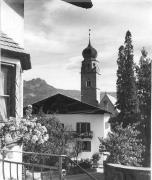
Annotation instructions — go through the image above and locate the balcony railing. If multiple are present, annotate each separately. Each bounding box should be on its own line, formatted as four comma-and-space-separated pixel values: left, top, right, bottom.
75, 131, 93, 139
0, 149, 98, 180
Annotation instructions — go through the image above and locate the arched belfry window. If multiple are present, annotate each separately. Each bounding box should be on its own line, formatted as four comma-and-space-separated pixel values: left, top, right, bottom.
86, 80, 91, 87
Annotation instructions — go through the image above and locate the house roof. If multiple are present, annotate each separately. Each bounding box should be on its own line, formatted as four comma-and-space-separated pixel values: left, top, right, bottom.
0, 32, 31, 70
29, 93, 111, 115
4, 0, 24, 17
100, 93, 117, 106
100, 93, 120, 114
106, 94, 117, 105
100, 92, 116, 101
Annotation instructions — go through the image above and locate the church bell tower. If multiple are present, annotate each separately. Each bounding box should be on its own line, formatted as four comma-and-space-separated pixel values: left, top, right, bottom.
81, 30, 100, 107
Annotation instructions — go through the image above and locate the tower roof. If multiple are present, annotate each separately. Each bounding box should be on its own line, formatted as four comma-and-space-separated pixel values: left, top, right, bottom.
82, 29, 97, 59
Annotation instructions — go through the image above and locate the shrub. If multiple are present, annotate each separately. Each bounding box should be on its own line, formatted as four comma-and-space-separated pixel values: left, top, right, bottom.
99, 123, 145, 167
92, 153, 100, 163
78, 159, 92, 169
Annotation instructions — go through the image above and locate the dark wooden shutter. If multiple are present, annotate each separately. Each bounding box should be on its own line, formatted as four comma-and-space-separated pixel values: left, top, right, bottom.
87, 141, 91, 151
87, 123, 90, 132
76, 123, 81, 133
7, 65, 16, 117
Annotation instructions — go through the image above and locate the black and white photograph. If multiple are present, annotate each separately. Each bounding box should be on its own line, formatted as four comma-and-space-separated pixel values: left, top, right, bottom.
0, 0, 151, 179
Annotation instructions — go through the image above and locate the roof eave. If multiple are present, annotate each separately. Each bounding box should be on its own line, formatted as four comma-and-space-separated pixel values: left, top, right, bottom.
1, 48, 31, 70
61, 0, 93, 9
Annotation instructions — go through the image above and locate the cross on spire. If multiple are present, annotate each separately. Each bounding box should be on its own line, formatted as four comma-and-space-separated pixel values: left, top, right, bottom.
89, 29, 91, 46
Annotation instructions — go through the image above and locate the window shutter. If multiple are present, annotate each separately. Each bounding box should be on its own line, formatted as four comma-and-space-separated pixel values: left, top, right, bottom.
87, 123, 90, 132
88, 141, 91, 151
7, 66, 16, 117
76, 123, 80, 133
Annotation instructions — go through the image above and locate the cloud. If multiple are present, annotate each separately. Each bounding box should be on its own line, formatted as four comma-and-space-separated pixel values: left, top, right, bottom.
25, 31, 69, 54
66, 56, 82, 71
24, 0, 152, 91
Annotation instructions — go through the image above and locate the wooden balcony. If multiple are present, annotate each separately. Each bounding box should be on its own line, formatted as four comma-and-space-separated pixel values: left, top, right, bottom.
73, 131, 93, 139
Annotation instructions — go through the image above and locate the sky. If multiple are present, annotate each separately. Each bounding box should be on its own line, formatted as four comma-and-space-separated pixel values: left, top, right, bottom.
23, 0, 152, 91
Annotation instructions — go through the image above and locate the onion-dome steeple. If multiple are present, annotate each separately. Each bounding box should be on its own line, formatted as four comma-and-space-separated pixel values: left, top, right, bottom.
82, 29, 97, 59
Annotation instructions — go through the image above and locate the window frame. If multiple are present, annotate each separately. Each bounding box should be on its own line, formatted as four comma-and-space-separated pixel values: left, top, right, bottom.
0, 62, 16, 119
86, 80, 91, 87
76, 122, 91, 133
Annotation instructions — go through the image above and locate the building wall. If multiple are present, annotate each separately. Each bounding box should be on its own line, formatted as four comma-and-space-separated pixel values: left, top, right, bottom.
0, 1, 25, 179
1, 56, 23, 118
81, 73, 98, 106
81, 58, 100, 107
55, 113, 110, 159
100, 96, 118, 117
104, 163, 151, 180
103, 113, 111, 138
1, 0, 24, 47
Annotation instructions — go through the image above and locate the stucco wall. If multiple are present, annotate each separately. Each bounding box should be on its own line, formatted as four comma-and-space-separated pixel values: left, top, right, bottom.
104, 163, 151, 180
103, 113, 111, 138
1, 0, 24, 47
55, 113, 110, 160
100, 96, 117, 116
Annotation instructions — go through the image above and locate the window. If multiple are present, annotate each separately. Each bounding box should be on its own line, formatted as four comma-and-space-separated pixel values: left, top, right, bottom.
82, 141, 91, 152
86, 80, 91, 87
0, 64, 16, 121
76, 122, 90, 133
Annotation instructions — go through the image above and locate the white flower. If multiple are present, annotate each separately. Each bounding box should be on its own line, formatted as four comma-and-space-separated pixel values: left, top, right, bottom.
31, 135, 38, 143
38, 138, 45, 144
25, 121, 31, 126
5, 133, 13, 144
9, 117, 16, 121
24, 133, 30, 141
44, 134, 49, 141
37, 123, 41, 128
41, 126, 47, 133
34, 130, 41, 137
9, 126, 16, 131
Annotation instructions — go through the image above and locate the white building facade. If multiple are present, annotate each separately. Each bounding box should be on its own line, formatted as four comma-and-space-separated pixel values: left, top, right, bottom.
56, 113, 110, 160
0, 1, 31, 179
31, 93, 111, 161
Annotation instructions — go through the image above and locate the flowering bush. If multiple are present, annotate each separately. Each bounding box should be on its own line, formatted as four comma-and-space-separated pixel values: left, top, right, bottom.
0, 106, 49, 148
20, 118, 48, 145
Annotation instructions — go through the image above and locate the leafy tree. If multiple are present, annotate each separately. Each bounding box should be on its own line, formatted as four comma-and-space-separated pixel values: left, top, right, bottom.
136, 48, 151, 166
116, 45, 126, 112
99, 123, 145, 166
36, 115, 72, 155
23, 109, 73, 166
111, 31, 137, 128
68, 138, 82, 162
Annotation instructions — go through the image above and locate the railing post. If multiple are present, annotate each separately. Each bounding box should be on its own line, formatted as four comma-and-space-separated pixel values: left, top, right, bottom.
59, 156, 63, 180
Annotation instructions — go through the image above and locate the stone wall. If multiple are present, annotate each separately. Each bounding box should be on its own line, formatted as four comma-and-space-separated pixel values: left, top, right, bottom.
104, 163, 151, 180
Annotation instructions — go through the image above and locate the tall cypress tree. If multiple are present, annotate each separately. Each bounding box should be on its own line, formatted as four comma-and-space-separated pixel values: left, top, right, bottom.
116, 45, 125, 112
136, 48, 151, 167
116, 31, 137, 127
